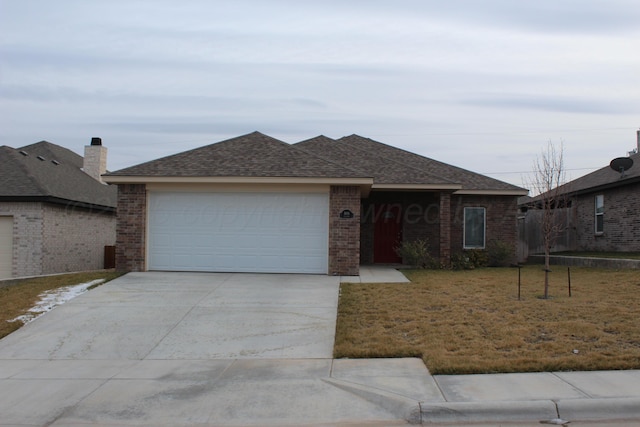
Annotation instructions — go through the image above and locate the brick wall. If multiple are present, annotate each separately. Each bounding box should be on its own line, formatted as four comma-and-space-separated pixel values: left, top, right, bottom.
0, 202, 43, 277
41, 204, 116, 274
450, 195, 519, 257
439, 192, 452, 266
575, 182, 640, 251
116, 184, 147, 272
0, 201, 116, 277
329, 186, 361, 276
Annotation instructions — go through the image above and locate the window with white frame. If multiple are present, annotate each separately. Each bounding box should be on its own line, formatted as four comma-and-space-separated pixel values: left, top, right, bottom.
595, 194, 604, 234
464, 207, 486, 249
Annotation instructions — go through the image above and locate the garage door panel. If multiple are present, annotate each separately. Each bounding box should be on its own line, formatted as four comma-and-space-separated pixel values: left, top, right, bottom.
148, 192, 329, 274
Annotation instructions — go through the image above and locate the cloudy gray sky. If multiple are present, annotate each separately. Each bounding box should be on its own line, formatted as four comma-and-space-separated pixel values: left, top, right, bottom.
1, 0, 639, 188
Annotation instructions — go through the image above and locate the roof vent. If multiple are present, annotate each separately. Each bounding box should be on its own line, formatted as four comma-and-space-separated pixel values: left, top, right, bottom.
19, 150, 28, 156
37, 155, 46, 161
90, 137, 102, 146
51, 159, 60, 165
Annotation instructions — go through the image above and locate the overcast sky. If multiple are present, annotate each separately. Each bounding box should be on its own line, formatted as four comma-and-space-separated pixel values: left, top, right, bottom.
1, 0, 639, 189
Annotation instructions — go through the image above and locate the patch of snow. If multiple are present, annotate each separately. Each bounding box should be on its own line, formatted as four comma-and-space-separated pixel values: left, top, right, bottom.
8, 279, 105, 324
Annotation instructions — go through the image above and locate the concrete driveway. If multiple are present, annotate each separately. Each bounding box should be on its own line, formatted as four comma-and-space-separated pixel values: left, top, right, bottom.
0, 272, 437, 426
0, 272, 339, 360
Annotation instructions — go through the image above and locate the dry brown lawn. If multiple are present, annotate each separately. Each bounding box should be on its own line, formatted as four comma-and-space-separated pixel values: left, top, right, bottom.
335, 266, 640, 374
0, 271, 123, 339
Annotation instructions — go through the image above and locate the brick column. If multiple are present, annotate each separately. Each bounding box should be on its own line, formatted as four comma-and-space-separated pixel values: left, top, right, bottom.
329, 186, 361, 276
439, 192, 451, 267
115, 184, 146, 272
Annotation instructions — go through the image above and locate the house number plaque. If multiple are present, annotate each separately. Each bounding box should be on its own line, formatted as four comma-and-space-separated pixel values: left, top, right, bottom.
340, 209, 354, 219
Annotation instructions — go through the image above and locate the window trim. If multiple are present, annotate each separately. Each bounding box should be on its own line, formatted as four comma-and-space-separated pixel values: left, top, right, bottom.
463, 207, 486, 249
594, 194, 604, 235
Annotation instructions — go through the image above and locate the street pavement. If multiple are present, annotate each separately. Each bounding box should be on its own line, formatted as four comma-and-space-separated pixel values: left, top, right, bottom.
0, 269, 638, 426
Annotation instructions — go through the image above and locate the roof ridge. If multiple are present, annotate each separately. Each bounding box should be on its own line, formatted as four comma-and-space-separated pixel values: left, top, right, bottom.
293, 136, 371, 177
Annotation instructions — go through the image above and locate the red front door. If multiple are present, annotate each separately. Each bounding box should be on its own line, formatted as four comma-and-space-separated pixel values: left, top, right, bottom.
374, 204, 403, 263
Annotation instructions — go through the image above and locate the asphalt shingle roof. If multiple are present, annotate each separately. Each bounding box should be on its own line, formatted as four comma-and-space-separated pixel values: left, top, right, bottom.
552, 151, 640, 196
107, 132, 369, 179
107, 131, 526, 193
0, 141, 117, 209
295, 135, 458, 187
300, 134, 526, 192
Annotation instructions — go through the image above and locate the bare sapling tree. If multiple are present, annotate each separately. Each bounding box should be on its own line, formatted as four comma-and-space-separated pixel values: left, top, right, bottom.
530, 140, 568, 299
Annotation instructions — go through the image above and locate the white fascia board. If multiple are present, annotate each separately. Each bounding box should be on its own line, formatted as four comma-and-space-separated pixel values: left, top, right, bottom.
103, 175, 373, 186
453, 189, 530, 196
372, 183, 462, 191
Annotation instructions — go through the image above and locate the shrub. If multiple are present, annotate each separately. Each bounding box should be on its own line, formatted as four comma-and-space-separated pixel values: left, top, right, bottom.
486, 240, 514, 267
395, 239, 436, 269
450, 250, 488, 270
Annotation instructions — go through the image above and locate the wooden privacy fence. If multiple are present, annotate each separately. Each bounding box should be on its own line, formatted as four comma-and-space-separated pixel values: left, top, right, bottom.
517, 207, 576, 262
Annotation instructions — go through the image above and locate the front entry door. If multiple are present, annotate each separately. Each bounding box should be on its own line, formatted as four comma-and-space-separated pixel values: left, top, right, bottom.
374, 204, 403, 263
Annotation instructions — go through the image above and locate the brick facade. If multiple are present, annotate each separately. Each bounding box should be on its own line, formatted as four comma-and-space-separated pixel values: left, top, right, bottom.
574, 182, 640, 251
115, 184, 147, 272
0, 201, 116, 277
439, 192, 452, 265
111, 184, 520, 274
360, 192, 519, 266
329, 185, 361, 276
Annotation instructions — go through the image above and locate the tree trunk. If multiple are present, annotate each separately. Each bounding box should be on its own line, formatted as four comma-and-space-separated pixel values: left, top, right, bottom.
544, 249, 550, 299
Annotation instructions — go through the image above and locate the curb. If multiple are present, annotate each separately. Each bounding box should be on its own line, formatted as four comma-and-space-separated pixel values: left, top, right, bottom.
557, 397, 640, 421
322, 378, 422, 424
420, 400, 557, 424
419, 398, 640, 425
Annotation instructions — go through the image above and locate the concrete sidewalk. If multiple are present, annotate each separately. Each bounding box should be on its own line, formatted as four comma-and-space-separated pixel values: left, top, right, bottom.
342, 264, 411, 283
2, 357, 638, 425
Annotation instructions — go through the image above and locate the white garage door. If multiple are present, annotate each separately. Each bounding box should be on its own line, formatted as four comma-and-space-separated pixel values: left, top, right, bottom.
148, 192, 329, 274
0, 216, 13, 279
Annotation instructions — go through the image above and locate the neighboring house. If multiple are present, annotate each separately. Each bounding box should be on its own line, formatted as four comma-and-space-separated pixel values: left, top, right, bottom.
0, 138, 117, 279
519, 134, 640, 256
104, 132, 527, 276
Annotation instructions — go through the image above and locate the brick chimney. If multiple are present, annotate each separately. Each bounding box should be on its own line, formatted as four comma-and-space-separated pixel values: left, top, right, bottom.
83, 137, 107, 183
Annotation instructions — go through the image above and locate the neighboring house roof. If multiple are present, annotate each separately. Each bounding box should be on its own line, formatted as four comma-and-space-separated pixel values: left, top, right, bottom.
106, 132, 370, 182
560, 152, 640, 196
0, 141, 117, 210
105, 131, 527, 195
525, 152, 640, 204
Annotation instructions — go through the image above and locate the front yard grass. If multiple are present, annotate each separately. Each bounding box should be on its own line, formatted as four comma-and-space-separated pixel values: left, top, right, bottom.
0, 271, 123, 339
335, 266, 640, 374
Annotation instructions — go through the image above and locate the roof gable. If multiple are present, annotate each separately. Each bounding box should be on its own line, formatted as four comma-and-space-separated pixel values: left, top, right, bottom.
107, 131, 369, 179
0, 141, 116, 209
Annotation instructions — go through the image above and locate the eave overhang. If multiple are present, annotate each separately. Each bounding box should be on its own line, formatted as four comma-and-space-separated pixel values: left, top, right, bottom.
454, 189, 529, 196
372, 183, 462, 191
102, 175, 375, 196
0, 195, 116, 212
